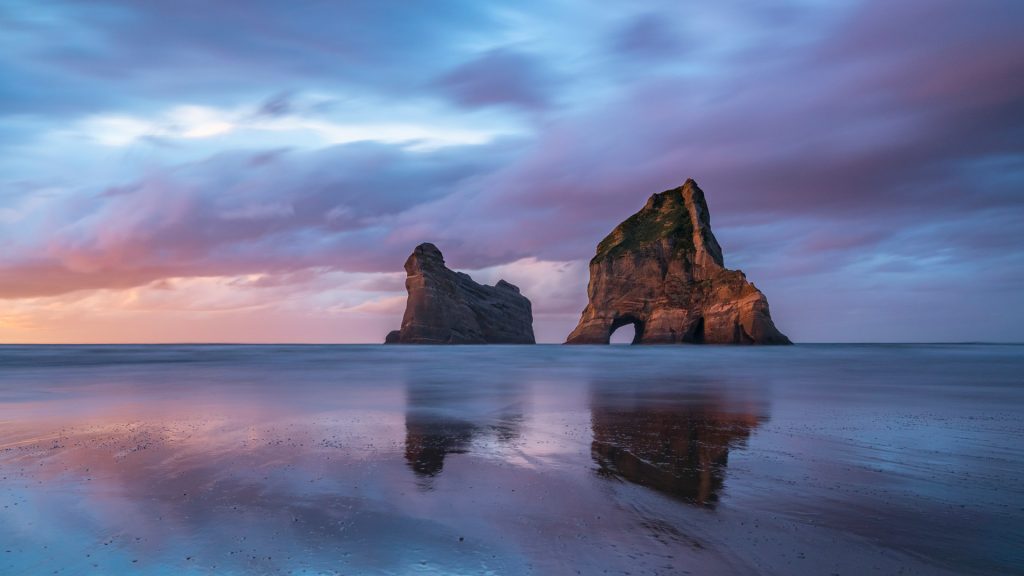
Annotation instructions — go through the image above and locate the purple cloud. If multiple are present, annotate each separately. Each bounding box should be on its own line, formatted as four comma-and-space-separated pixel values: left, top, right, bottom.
612, 13, 683, 58
436, 49, 559, 110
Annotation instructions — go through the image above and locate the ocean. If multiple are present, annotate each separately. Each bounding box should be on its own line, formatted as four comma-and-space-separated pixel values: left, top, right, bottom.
0, 344, 1021, 575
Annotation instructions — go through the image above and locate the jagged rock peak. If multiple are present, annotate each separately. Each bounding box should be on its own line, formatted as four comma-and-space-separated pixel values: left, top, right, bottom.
386, 243, 535, 344
596, 179, 723, 269
566, 179, 790, 345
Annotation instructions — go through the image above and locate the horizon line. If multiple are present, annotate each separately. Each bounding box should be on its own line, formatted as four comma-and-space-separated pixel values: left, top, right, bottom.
0, 341, 1021, 346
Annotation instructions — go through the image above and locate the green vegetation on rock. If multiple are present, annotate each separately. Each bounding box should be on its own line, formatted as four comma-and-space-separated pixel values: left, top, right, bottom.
592, 188, 695, 262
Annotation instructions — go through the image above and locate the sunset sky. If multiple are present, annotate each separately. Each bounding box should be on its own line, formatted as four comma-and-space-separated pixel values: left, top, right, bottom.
1, 0, 1022, 343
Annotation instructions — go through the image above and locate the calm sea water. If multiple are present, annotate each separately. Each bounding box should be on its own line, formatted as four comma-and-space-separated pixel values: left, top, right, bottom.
0, 344, 1021, 575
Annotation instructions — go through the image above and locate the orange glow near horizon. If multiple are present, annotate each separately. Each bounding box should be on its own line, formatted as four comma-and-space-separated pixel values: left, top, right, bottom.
0, 274, 404, 344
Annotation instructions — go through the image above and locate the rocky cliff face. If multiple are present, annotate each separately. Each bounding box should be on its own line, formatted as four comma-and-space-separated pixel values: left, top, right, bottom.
566, 179, 790, 345
386, 243, 535, 344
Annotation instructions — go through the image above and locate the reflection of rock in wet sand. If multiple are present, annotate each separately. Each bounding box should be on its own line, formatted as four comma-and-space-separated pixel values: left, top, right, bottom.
404, 416, 477, 477
591, 396, 763, 506
404, 383, 523, 480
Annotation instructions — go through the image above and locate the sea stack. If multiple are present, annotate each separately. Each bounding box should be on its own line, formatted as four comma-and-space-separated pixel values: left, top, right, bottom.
566, 179, 790, 345
385, 243, 535, 344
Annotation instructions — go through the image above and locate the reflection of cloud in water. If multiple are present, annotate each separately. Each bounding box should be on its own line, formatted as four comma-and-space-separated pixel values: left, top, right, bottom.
0, 418, 531, 574
590, 385, 768, 506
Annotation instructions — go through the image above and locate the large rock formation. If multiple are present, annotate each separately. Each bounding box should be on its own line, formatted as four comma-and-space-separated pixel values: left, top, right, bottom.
566, 179, 790, 345
386, 243, 535, 344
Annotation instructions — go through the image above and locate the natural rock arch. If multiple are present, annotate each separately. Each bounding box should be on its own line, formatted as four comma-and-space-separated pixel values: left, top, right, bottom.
566, 179, 790, 345
608, 315, 644, 344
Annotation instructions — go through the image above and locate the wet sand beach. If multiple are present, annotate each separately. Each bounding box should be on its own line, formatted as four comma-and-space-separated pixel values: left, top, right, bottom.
0, 344, 1021, 575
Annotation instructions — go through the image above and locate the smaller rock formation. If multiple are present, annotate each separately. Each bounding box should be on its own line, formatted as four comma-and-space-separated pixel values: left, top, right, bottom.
566, 179, 790, 345
386, 243, 536, 344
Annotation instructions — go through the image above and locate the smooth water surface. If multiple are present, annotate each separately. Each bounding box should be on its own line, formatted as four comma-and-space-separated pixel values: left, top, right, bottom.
0, 344, 1021, 575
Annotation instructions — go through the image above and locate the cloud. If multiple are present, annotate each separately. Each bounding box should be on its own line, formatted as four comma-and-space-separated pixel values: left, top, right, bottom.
0, 139, 520, 298
436, 48, 559, 111
1, 0, 1022, 342
330, 294, 408, 316
0, 0, 503, 118
256, 92, 294, 118
612, 12, 683, 58
44, 101, 516, 153
0, 269, 407, 343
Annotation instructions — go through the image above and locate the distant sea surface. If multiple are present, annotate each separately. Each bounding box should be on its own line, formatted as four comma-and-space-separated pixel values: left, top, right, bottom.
0, 344, 1021, 575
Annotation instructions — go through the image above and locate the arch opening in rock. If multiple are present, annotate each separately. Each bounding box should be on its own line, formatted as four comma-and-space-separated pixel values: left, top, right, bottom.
609, 315, 644, 345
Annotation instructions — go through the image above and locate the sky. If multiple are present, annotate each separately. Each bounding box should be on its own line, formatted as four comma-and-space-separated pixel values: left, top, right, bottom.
0, 0, 1022, 344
